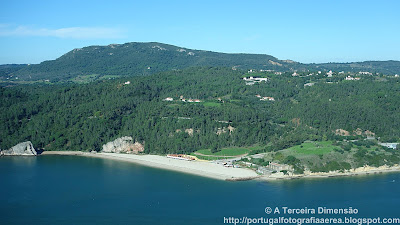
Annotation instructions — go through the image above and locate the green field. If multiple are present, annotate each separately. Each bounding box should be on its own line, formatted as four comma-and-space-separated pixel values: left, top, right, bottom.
190, 154, 235, 160
195, 147, 250, 156
248, 145, 265, 151
202, 102, 221, 107
288, 141, 335, 155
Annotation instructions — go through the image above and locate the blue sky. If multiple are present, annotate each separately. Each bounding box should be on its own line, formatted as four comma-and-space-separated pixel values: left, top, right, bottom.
1, 0, 399, 64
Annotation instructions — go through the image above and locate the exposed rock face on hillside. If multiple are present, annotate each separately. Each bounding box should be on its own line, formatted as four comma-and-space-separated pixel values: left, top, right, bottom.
102, 136, 144, 154
1, 141, 37, 156
334, 129, 350, 136
334, 128, 376, 137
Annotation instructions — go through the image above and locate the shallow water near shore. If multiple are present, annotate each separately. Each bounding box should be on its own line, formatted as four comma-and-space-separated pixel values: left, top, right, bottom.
1, 155, 400, 225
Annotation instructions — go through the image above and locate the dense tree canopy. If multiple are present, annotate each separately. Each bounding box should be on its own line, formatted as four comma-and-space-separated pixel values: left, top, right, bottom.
1, 67, 399, 154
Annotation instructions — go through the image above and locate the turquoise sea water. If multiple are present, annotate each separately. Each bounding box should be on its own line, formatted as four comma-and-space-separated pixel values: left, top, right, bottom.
1, 155, 400, 225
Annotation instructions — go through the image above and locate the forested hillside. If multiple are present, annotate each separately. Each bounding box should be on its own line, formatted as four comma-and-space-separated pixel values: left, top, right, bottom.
0, 64, 28, 79
1, 67, 399, 154
315, 60, 400, 75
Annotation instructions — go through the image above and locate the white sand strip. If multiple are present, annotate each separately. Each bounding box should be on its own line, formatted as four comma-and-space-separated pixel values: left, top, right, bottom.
41, 151, 258, 180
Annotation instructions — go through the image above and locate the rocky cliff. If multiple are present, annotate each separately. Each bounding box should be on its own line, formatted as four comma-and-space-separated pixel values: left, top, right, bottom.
1, 141, 37, 156
102, 137, 144, 154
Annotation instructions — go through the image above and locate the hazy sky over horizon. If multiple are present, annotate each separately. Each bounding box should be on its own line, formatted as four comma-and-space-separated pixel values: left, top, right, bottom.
1, 0, 399, 64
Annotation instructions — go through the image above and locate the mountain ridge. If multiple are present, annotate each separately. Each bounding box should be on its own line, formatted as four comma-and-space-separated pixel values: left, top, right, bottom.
1, 42, 399, 82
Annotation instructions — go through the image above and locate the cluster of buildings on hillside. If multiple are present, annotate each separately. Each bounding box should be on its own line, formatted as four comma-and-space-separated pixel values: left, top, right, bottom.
180, 95, 202, 102
243, 68, 399, 79
163, 96, 202, 103
247, 69, 282, 75
290, 70, 363, 81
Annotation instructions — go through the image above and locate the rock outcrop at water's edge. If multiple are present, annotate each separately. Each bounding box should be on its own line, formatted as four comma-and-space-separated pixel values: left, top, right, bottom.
1, 141, 37, 156
102, 136, 144, 154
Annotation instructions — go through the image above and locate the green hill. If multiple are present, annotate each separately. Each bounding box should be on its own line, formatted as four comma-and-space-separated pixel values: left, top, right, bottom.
0, 64, 28, 78
8, 42, 296, 82
2, 42, 399, 84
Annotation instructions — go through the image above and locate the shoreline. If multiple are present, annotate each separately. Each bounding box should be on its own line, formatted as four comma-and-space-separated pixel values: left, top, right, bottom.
39, 151, 400, 181
258, 165, 400, 181
40, 151, 258, 181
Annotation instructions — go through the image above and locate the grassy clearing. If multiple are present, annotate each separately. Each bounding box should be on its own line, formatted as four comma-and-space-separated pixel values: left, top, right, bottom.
287, 141, 335, 155
202, 102, 221, 107
190, 153, 234, 160
70, 74, 99, 83
195, 147, 250, 156
248, 145, 264, 151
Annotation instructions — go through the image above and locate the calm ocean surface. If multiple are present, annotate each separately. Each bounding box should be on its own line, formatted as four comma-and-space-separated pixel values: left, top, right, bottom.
1, 155, 399, 225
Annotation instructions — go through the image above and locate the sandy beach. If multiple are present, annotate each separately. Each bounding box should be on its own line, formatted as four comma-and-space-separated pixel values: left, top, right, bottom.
41, 151, 258, 180
40, 151, 400, 181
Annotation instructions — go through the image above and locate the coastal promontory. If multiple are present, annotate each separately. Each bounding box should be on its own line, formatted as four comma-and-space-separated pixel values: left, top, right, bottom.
1, 141, 37, 156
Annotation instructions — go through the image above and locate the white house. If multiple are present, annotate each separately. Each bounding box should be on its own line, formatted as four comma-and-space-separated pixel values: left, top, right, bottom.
345, 76, 360, 81
260, 96, 275, 101
304, 83, 315, 87
379, 143, 399, 149
243, 77, 268, 83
